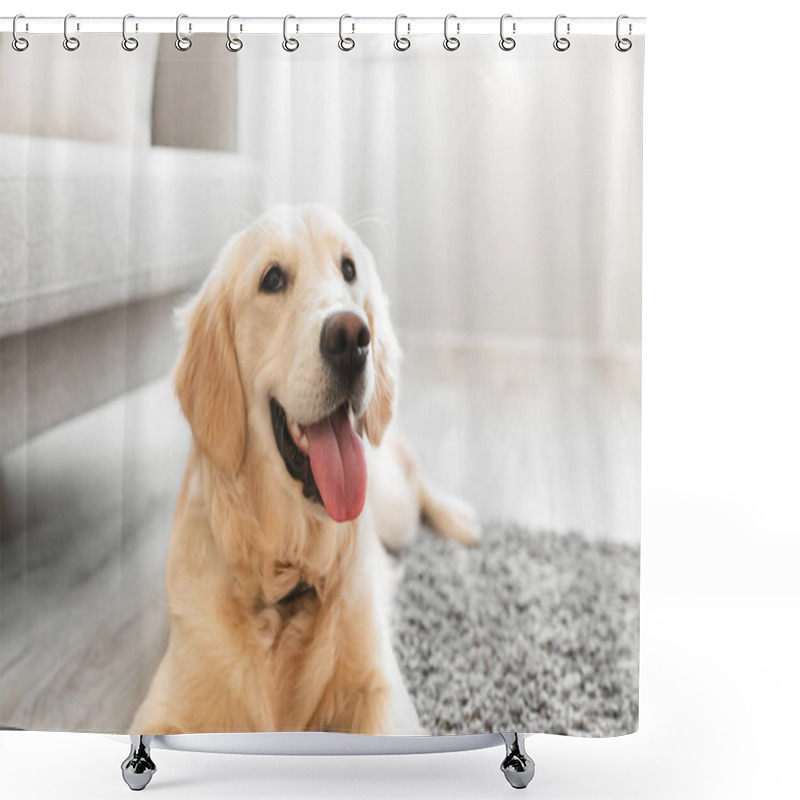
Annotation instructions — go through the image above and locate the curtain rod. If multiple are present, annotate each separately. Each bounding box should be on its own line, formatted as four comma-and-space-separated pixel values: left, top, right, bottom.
0, 16, 646, 37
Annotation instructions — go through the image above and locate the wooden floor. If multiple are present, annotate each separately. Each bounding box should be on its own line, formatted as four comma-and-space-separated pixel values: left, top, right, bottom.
0, 342, 640, 732
398, 338, 640, 545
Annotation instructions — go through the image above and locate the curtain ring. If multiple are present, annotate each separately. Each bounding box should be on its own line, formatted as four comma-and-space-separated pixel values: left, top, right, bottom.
443, 14, 460, 51
394, 14, 410, 51
122, 14, 139, 51
338, 14, 355, 51
63, 13, 80, 51
175, 13, 192, 51
282, 15, 299, 52
499, 14, 516, 51
12, 14, 29, 52
553, 14, 570, 52
615, 14, 632, 52
226, 15, 243, 52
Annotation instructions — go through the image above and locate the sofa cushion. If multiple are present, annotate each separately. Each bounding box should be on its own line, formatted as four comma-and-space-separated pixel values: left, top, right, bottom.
0, 33, 158, 147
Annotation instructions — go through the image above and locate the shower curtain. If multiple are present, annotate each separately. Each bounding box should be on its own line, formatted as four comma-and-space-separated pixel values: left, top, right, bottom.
0, 22, 643, 738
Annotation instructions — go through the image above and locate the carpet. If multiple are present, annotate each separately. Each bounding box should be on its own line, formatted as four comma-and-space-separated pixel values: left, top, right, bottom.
391, 522, 640, 737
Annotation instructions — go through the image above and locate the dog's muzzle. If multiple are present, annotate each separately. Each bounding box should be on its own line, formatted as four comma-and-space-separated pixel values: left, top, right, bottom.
319, 312, 371, 384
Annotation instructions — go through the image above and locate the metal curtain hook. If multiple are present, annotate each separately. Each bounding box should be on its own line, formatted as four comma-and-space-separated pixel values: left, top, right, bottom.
12, 14, 29, 51
615, 14, 632, 51
227, 14, 243, 51
338, 14, 355, 51
553, 14, 570, 51
394, 14, 410, 51
499, 14, 516, 51
443, 14, 460, 51
175, 13, 192, 51
122, 14, 139, 51
283, 15, 299, 51
63, 13, 80, 51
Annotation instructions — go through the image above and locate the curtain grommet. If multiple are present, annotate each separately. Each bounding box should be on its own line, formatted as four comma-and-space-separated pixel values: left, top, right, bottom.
553, 15, 570, 52
11, 14, 29, 51
443, 14, 460, 51
338, 14, 355, 51
175, 13, 192, 51
282, 15, 299, 52
226, 15, 243, 52
63, 13, 80, 51
121, 14, 139, 51
499, 14, 516, 51
394, 14, 411, 51
615, 15, 632, 51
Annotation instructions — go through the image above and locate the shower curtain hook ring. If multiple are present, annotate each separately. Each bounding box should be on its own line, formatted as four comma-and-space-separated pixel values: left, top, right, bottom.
122, 14, 139, 51
282, 15, 299, 52
394, 14, 411, 51
499, 14, 516, 51
12, 14, 29, 51
443, 14, 460, 51
175, 13, 192, 51
338, 14, 355, 51
615, 15, 632, 52
63, 13, 80, 51
553, 14, 570, 52
226, 15, 243, 52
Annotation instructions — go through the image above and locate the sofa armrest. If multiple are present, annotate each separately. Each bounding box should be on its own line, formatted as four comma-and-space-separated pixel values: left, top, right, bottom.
1, 134, 253, 337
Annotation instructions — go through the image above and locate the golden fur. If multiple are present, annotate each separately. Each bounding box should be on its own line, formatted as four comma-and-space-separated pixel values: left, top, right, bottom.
130, 205, 479, 735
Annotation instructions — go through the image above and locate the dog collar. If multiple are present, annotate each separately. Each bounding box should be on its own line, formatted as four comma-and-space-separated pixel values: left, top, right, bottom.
276, 580, 316, 607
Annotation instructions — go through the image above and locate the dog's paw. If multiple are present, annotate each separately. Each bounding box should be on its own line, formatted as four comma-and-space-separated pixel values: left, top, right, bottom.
447, 498, 481, 547
423, 483, 482, 547
388, 560, 406, 594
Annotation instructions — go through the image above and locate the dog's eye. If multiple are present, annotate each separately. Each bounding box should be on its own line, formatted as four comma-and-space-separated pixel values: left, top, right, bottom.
260, 265, 287, 294
341, 257, 357, 283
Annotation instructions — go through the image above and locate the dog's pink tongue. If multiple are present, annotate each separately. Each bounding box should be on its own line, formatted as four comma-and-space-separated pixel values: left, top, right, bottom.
306, 407, 367, 523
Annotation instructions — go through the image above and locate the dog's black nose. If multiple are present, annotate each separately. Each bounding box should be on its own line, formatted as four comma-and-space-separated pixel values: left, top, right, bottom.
320, 312, 371, 381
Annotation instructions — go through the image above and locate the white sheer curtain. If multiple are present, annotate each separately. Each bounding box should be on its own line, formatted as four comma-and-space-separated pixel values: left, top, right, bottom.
237, 34, 643, 353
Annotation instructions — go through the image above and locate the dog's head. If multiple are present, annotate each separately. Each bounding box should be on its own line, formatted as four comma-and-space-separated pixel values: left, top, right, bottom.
174, 204, 400, 523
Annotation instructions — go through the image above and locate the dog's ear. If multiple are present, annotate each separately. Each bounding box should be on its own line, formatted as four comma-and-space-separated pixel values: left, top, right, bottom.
364, 286, 402, 446
174, 269, 247, 475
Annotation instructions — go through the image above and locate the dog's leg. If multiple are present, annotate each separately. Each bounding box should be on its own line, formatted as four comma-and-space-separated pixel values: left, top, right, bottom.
420, 479, 481, 547
369, 432, 481, 549
325, 629, 425, 735
381, 643, 427, 734
128, 653, 186, 736
366, 435, 421, 553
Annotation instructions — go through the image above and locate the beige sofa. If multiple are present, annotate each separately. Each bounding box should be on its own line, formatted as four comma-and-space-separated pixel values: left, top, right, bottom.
0, 34, 252, 451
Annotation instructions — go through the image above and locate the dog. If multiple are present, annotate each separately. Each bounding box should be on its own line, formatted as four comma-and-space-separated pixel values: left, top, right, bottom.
130, 204, 479, 736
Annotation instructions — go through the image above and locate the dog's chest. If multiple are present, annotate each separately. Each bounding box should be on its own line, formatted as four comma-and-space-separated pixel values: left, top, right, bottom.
247, 578, 320, 645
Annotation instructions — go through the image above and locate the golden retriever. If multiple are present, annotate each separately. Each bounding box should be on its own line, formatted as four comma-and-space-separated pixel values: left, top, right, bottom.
130, 204, 479, 736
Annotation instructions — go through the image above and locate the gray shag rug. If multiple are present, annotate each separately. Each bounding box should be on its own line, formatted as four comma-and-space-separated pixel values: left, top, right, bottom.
391, 522, 639, 737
